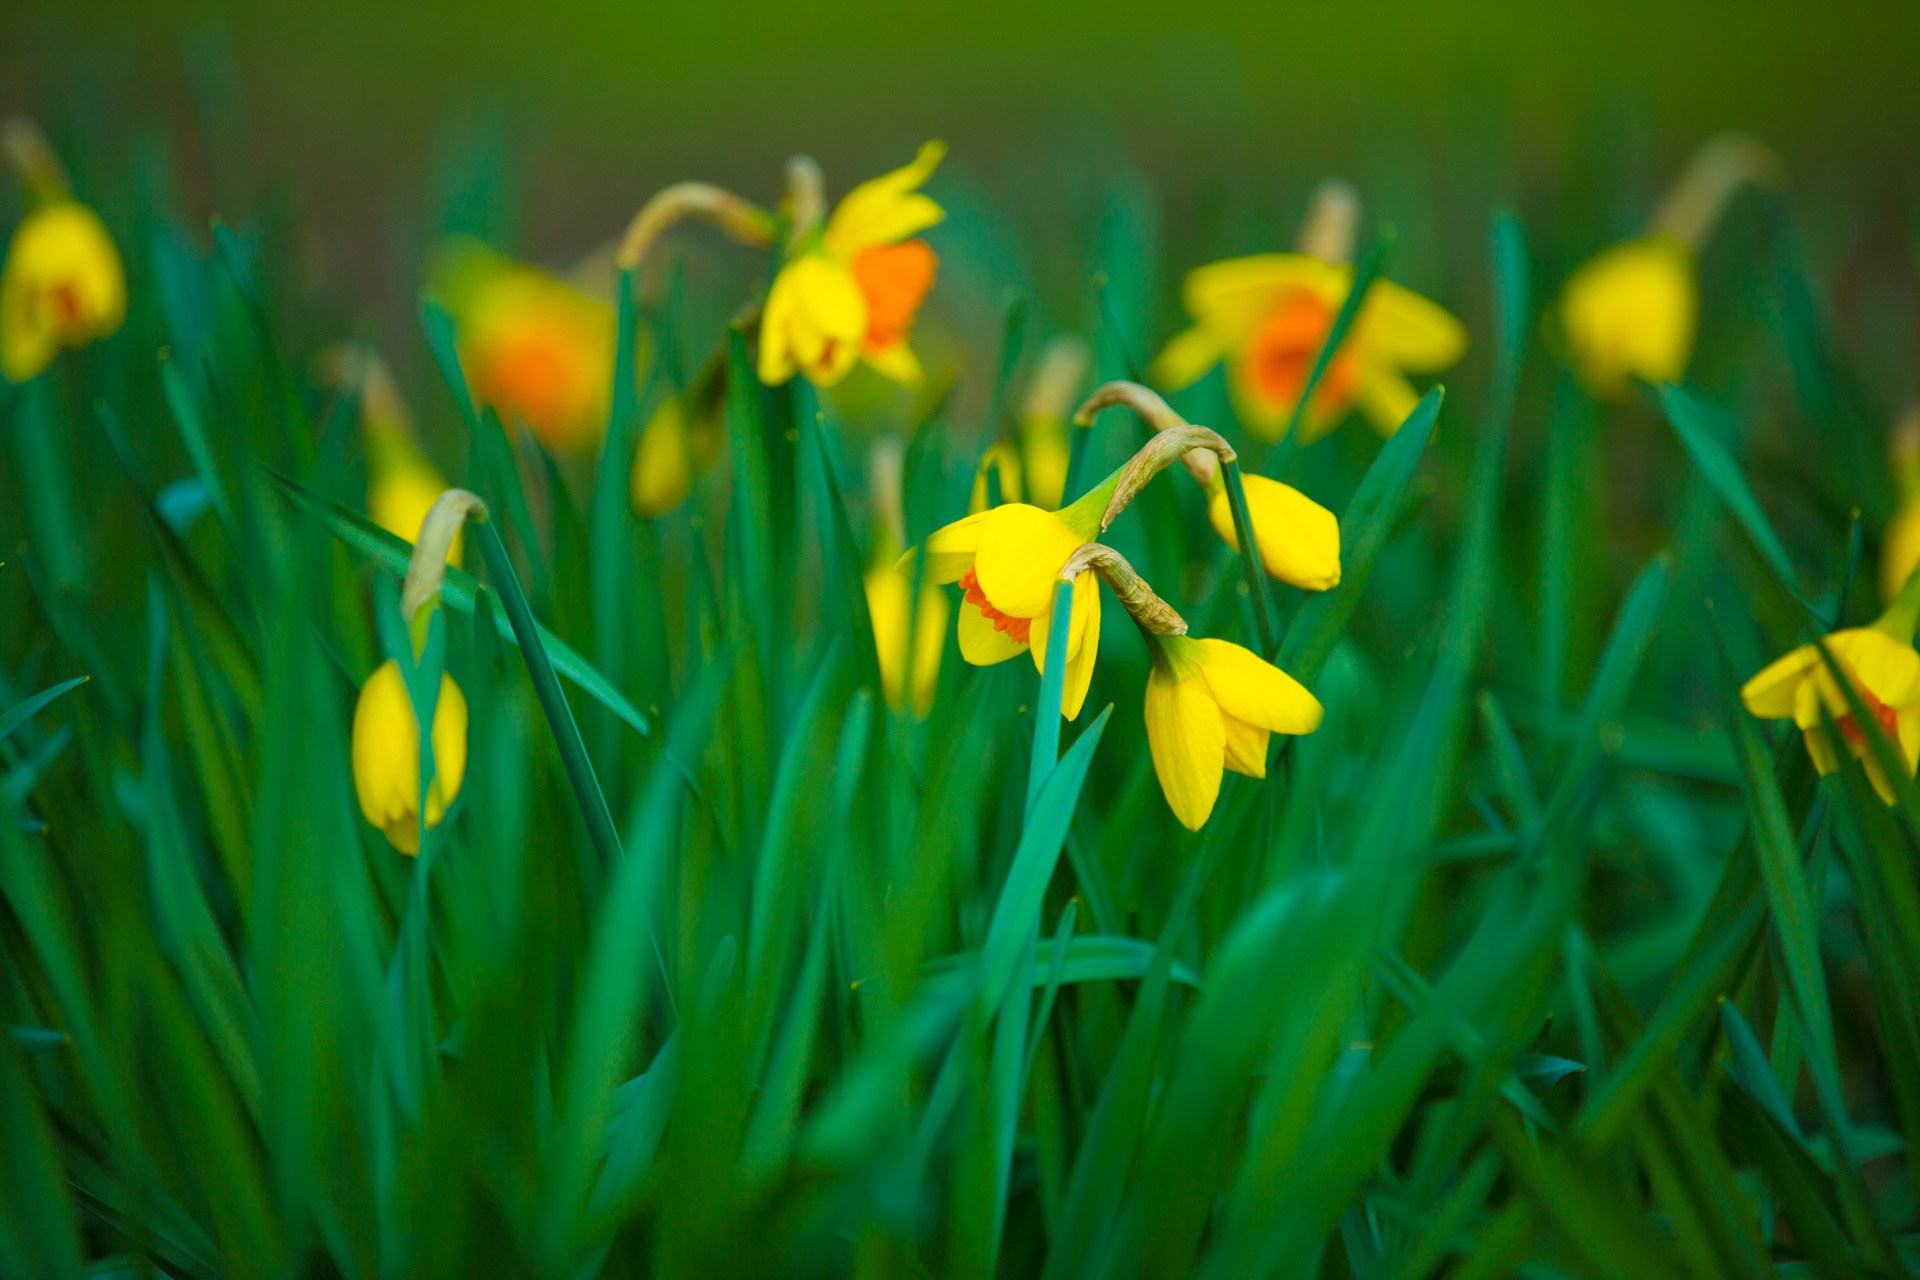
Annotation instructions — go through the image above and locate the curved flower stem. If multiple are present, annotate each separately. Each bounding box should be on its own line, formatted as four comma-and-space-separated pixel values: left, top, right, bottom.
1295, 178, 1360, 264
0, 117, 71, 205
1061, 542, 1187, 637
401, 488, 489, 624
784, 155, 826, 248
1649, 133, 1783, 251
1074, 381, 1277, 649
615, 182, 780, 275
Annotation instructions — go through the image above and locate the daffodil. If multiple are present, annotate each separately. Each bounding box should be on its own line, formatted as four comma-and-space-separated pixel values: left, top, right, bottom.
631, 355, 728, 517
322, 343, 463, 567
865, 530, 948, 718
1741, 578, 1920, 803
1143, 634, 1322, 830
1013, 335, 1089, 511
1190, 457, 1339, 591
1, 200, 124, 383
1558, 134, 1779, 400
1151, 254, 1465, 443
351, 661, 469, 854
758, 142, 943, 390
430, 237, 616, 455
352, 489, 486, 853
1557, 238, 1696, 400
369, 452, 462, 569
908, 481, 1114, 720
968, 441, 1023, 514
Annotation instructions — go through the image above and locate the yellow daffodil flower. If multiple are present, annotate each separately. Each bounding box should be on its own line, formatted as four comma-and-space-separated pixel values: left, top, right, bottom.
865, 530, 948, 718
430, 237, 616, 456
1557, 237, 1695, 400
1201, 467, 1339, 591
907, 478, 1117, 720
1, 201, 125, 382
1151, 254, 1464, 443
1741, 578, 1920, 803
631, 360, 728, 517
1880, 407, 1920, 606
323, 343, 463, 567
351, 661, 469, 854
369, 452, 462, 569
759, 142, 943, 390
1558, 134, 1780, 400
1014, 335, 1089, 511
1143, 634, 1322, 829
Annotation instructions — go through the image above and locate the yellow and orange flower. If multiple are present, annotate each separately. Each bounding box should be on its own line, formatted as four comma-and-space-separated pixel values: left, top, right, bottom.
1143, 634, 1322, 829
1151, 254, 1464, 443
759, 142, 943, 390
430, 237, 616, 456
1742, 624, 1920, 805
1, 200, 124, 382
906, 480, 1116, 720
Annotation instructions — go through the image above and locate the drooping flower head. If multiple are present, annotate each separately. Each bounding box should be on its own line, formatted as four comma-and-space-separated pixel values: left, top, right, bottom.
321, 343, 463, 567
430, 237, 617, 455
350, 491, 485, 853
910, 490, 1108, 720
352, 662, 470, 854
759, 142, 944, 390
1558, 134, 1780, 400
1741, 574, 1920, 804
1143, 634, 1323, 830
865, 526, 949, 719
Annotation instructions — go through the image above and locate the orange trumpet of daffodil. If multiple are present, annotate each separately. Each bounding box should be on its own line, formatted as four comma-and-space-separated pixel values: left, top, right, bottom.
1558, 134, 1780, 400
759, 142, 944, 390
1143, 632, 1323, 830
0, 119, 124, 383
1150, 181, 1464, 443
1740, 571, 1920, 805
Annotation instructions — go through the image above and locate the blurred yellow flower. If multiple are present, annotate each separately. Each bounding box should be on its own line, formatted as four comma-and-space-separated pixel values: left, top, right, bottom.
369, 453, 462, 569
759, 142, 943, 390
865, 530, 949, 718
1151, 254, 1464, 443
630, 363, 728, 517
1557, 237, 1696, 400
431, 238, 615, 456
1143, 634, 1322, 830
351, 660, 469, 854
1013, 334, 1088, 511
1, 201, 125, 382
1558, 134, 1780, 401
1203, 469, 1340, 591
967, 441, 1023, 514
908, 486, 1111, 720
1742, 617, 1920, 805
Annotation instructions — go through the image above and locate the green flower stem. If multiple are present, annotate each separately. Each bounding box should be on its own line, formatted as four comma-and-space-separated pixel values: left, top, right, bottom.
1275, 227, 1396, 460
477, 518, 624, 872
1028, 578, 1076, 816
1221, 459, 1277, 658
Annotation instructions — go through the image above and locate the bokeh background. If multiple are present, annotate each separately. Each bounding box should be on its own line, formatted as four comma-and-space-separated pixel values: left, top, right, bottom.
7, 0, 1919, 406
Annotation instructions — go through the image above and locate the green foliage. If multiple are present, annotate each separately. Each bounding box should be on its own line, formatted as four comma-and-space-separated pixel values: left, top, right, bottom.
1, 107, 1919, 1280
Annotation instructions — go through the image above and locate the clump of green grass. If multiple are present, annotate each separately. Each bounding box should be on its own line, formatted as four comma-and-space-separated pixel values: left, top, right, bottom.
0, 103, 1917, 1280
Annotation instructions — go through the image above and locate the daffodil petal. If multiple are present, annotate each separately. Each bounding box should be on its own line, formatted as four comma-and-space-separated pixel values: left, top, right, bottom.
957, 597, 1026, 665
1221, 714, 1270, 778
763, 254, 867, 387
1835, 629, 1920, 708
863, 340, 925, 388
974, 503, 1085, 619
909, 509, 991, 584
1145, 669, 1225, 831
1150, 325, 1228, 392
1559, 237, 1697, 400
1741, 643, 1820, 719
824, 141, 947, 258
1360, 281, 1468, 369
1355, 365, 1421, 437
1182, 254, 1343, 347
1207, 476, 1340, 591
1194, 638, 1323, 735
